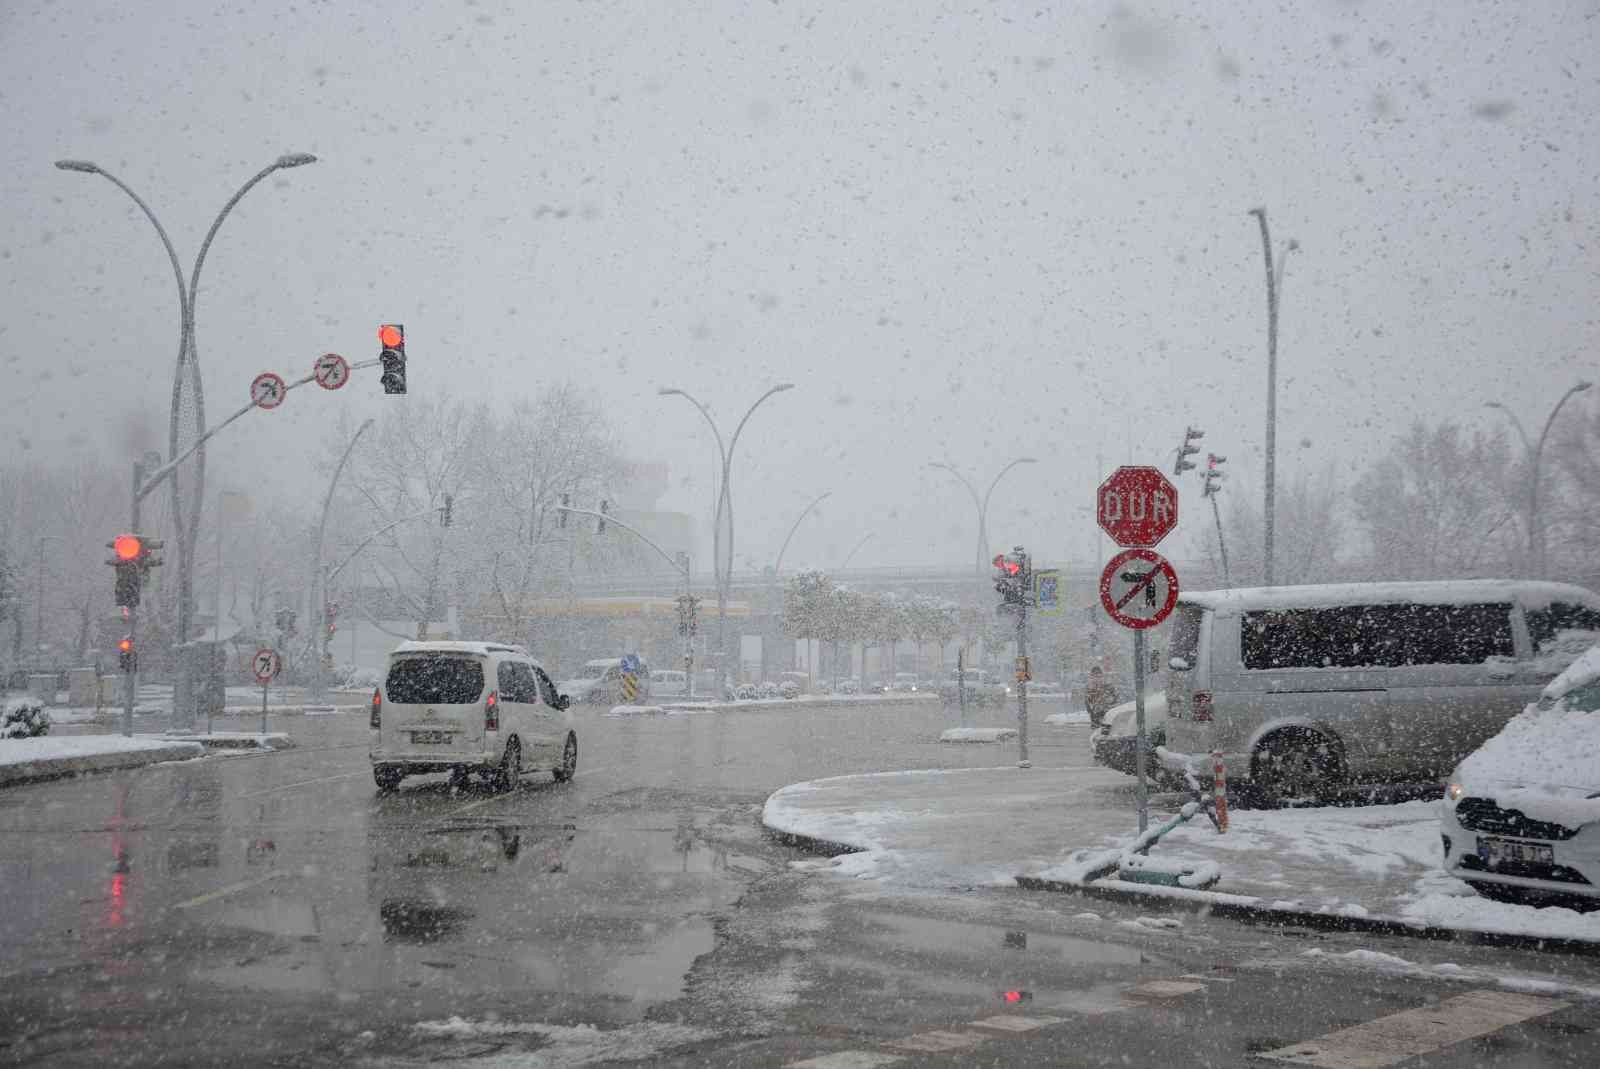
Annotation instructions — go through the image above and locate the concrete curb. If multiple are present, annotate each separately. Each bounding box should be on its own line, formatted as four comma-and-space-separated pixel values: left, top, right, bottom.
657, 694, 941, 714
164, 734, 297, 751
0, 742, 206, 789
761, 808, 1600, 959
1013, 875, 1600, 958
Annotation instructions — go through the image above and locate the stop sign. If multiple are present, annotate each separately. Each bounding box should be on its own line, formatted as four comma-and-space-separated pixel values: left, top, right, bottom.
1097, 466, 1178, 548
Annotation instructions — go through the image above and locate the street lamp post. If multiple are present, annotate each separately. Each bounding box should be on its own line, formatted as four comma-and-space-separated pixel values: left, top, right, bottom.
57, 153, 317, 731
927, 458, 1038, 579
307, 419, 375, 705
1247, 207, 1296, 586
1485, 381, 1593, 577
767, 491, 831, 682
659, 384, 794, 695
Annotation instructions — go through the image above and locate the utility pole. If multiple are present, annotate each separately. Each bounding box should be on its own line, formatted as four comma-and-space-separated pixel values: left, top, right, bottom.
1248, 208, 1296, 586
1204, 453, 1231, 587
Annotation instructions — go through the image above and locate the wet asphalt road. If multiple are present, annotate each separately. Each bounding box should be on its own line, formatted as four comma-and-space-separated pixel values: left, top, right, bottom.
1, 698, 1598, 1067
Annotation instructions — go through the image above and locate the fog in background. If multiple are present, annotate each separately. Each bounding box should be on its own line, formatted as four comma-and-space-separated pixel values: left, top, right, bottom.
3, 0, 1597, 572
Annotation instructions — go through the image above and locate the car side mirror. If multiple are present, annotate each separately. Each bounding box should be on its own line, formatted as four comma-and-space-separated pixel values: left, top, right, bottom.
555, 694, 571, 711
1168, 656, 1190, 672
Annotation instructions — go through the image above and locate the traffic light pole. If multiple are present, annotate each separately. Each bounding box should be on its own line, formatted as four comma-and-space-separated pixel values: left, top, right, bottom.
1015, 597, 1030, 769
122, 461, 143, 738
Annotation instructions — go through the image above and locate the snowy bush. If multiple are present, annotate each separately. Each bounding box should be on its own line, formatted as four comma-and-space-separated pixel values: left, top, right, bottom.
2, 697, 50, 739
335, 665, 381, 691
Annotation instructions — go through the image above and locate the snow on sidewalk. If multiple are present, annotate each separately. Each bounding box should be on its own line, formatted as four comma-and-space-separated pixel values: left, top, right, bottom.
763, 766, 1600, 946
939, 727, 1017, 743
0, 734, 205, 786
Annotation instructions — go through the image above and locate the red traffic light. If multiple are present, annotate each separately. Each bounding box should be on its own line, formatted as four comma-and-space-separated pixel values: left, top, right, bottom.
993, 554, 1022, 577
112, 534, 142, 561
378, 324, 403, 348
117, 637, 133, 653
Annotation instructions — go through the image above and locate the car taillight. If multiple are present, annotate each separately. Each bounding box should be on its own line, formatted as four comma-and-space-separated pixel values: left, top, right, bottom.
485, 691, 499, 731
1193, 691, 1213, 722
370, 687, 382, 728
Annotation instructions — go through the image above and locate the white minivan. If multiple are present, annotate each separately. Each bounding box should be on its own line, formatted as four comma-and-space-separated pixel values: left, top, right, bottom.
1163, 581, 1600, 804
370, 641, 576, 792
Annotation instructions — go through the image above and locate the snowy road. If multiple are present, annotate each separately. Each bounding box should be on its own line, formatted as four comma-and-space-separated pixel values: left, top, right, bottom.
0, 701, 1596, 1066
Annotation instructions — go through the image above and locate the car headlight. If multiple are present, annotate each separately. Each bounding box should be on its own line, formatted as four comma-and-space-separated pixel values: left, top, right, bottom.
1446, 781, 1465, 803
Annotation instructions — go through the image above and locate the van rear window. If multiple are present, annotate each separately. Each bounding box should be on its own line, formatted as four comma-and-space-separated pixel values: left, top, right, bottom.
1242, 603, 1514, 670
386, 655, 485, 704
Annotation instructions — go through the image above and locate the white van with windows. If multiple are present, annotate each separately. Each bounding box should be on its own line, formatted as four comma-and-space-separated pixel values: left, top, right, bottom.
1163, 581, 1600, 804
370, 641, 576, 792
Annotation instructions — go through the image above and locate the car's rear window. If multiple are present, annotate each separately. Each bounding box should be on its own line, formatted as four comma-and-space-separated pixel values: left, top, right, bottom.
386, 655, 485, 704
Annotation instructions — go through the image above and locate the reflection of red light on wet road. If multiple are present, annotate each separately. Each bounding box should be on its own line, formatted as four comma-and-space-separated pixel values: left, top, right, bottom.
109, 872, 125, 927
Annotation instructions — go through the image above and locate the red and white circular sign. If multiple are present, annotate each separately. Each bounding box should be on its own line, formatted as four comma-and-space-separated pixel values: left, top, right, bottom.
1099, 548, 1180, 630
252, 647, 282, 683
313, 353, 349, 390
1097, 466, 1178, 548
250, 371, 287, 409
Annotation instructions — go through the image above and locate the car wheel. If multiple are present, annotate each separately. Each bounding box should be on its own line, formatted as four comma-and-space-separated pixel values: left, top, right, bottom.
553, 731, 578, 783
448, 766, 472, 790
1255, 729, 1341, 807
374, 765, 403, 792
494, 738, 521, 793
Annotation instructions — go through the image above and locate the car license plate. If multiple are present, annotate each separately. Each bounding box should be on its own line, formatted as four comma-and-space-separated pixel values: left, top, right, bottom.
1477, 835, 1554, 867
411, 730, 451, 745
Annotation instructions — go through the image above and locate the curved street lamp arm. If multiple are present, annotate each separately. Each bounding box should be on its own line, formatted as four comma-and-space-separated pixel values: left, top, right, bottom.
74, 167, 189, 322
314, 418, 376, 605
556, 506, 691, 582
981, 457, 1039, 520
660, 387, 729, 581
189, 159, 301, 317
326, 508, 437, 586
839, 532, 874, 571
927, 462, 983, 510
774, 491, 831, 578
722, 383, 794, 583
1483, 402, 1535, 456
1534, 382, 1594, 466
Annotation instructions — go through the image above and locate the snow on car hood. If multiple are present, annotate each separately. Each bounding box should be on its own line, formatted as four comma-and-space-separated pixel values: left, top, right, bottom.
1456, 696, 1600, 828
1105, 692, 1167, 737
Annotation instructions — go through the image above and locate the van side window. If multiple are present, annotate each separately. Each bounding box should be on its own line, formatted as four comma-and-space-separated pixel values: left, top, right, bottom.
1525, 602, 1600, 651
497, 661, 536, 703
1168, 605, 1204, 668
1243, 608, 1364, 669
533, 667, 560, 706
1399, 603, 1514, 664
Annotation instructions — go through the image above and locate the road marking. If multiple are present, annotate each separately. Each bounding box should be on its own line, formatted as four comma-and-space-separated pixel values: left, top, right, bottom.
969, 1015, 1064, 1033
885, 1030, 986, 1053
237, 770, 368, 799
1128, 979, 1207, 999
787, 1054, 903, 1069
1258, 989, 1569, 1068
173, 871, 290, 910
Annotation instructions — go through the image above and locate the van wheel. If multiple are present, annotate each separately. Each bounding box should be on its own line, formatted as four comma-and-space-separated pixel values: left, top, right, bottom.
1255, 730, 1341, 807
553, 732, 578, 783
374, 765, 404, 792
494, 739, 521, 793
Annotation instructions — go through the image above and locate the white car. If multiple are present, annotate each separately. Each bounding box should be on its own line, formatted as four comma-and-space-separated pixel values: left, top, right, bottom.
371, 641, 576, 792
650, 669, 688, 698
559, 657, 651, 705
1441, 645, 1600, 908
1091, 693, 1179, 787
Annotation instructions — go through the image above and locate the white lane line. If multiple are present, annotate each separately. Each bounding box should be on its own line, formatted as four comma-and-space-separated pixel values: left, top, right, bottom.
237, 770, 368, 799
885, 1030, 987, 1053
1258, 989, 1569, 1068
173, 871, 290, 910
968, 1015, 1064, 1033
445, 765, 621, 818
786, 1053, 903, 1069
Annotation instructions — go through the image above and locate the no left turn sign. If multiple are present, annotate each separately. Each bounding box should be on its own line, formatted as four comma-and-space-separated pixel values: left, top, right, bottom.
1099, 548, 1180, 630
313, 353, 350, 390
252, 648, 282, 684
250, 372, 287, 409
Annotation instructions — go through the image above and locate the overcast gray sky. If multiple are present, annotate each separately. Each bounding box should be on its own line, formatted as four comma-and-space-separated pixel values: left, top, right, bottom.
3, 0, 1597, 574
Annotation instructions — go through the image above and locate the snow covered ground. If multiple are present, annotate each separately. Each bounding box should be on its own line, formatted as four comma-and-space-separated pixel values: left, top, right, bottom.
764, 766, 1600, 946
0, 734, 206, 785
939, 727, 1018, 743
1044, 710, 1090, 726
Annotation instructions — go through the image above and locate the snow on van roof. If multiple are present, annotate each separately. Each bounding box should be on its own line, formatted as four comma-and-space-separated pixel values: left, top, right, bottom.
1177, 580, 1599, 613
391, 640, 536, 662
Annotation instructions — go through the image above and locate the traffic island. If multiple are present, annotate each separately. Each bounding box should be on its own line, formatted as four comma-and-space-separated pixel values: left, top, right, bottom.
762, 766, 1600, 955
939, 727, 1018, 743
0, 735, 206, 788
160, 731, 296, 751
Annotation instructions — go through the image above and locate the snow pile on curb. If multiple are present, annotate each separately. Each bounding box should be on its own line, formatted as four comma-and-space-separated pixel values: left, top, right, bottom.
1044, 710, 1090, 726
413, 1017, 712, 1063
605, 705, 667, 717
939, 727, 1017, 743
0, 734, 206, 786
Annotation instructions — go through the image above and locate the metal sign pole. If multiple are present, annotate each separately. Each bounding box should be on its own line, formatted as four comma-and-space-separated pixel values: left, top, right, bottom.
1133, 628, 1149, 833
1016, 601, 1030, 768
957, 648, 968, 727
260, 678, 268, 737
123, 460, 142, 738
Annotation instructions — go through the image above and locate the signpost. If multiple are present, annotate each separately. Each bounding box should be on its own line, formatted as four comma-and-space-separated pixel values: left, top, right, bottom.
1034, 568, 1061, 615
252, 647, 281, 735
1097, 467, 1181, 833
249, 372, 287, 410
313, 353, 350, 390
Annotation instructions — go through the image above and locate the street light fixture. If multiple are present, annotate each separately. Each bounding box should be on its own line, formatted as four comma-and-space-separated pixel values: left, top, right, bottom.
57, 151, 318, 730
926, 457, 1038, 578
659, 383, 796, 694
1484, 380, 1593, 577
